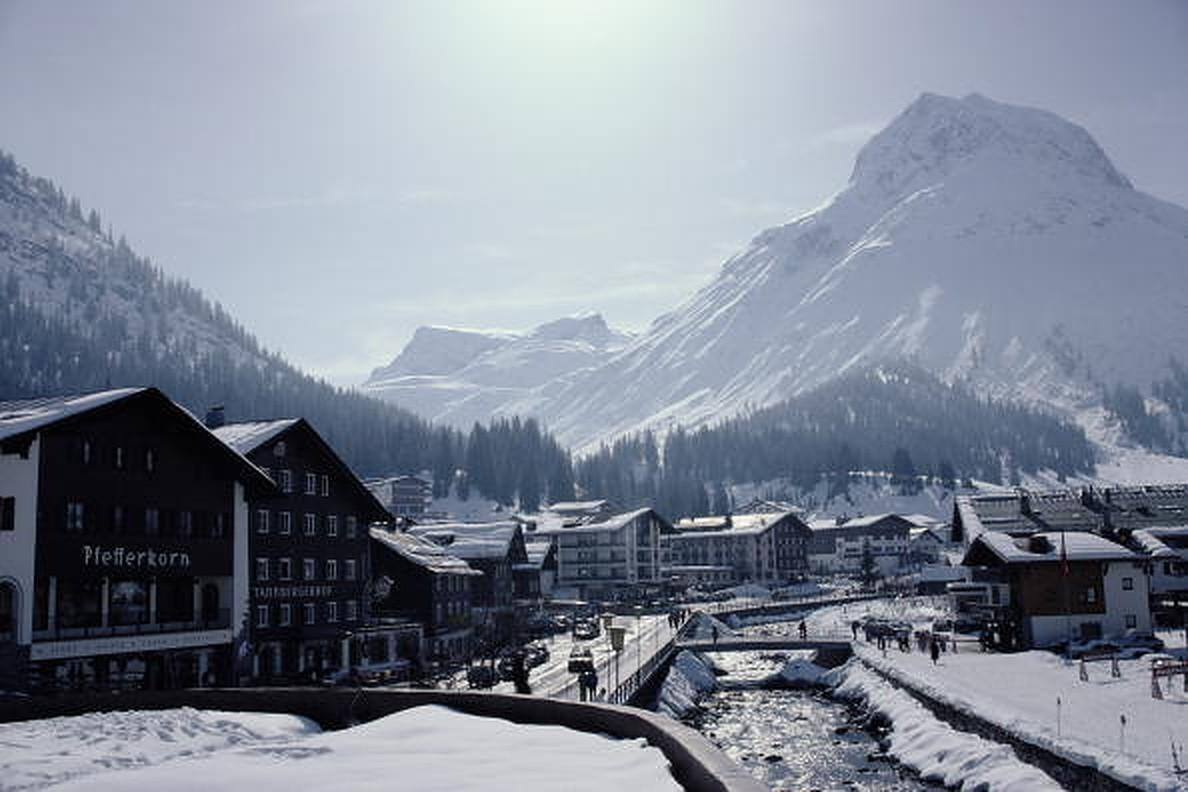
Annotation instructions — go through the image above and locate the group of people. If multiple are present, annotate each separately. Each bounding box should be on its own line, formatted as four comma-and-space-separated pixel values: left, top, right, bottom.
577, 667, 599, 701
666, 608, 691, 630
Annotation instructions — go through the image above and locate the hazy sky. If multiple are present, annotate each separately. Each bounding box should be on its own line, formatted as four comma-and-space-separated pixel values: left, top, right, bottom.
1, 1, 1185, 385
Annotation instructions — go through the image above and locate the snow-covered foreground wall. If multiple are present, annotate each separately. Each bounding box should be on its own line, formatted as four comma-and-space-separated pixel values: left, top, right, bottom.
0, 706, 681, 792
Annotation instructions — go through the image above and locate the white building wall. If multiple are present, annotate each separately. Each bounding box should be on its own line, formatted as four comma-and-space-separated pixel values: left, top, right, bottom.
0, 436, 39, 647
1102, 559, 1152, 635
232, 482, 250, 641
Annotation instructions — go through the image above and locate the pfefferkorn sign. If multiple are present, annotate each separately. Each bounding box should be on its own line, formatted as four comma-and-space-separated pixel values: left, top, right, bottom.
81, 545, 192, 570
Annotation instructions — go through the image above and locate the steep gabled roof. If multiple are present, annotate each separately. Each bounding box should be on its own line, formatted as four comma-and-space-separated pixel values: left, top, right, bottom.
0, 387, 275, 495
213, 417, 390, 523
211, 419, 300, 455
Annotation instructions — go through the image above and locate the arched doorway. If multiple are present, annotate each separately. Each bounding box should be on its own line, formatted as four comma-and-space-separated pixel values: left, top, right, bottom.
0, 579, 19, 643
201, 584, 220, 624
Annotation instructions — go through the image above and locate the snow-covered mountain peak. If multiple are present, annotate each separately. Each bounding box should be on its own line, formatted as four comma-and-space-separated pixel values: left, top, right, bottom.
849, 92, 1131, 204
530, 313, 625, 346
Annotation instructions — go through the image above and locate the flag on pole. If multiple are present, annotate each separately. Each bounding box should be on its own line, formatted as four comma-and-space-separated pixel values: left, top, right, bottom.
1060, 530, 1070, 577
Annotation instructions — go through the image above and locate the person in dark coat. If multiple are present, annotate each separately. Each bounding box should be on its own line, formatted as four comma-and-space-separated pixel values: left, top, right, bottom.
930, 638, 941, 665
512, 652, 531, 694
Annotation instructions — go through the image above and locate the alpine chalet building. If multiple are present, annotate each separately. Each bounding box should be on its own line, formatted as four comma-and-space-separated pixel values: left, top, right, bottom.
0, 388, 274, 692
213, 417, 391, 682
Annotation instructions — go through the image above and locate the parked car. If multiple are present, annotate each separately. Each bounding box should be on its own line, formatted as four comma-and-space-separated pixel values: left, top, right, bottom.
567, 647, 595, 674
467, 665, 497, 689
524, 643, 550, 668
1117, 630, 1165, 657
572, 620, 600, 640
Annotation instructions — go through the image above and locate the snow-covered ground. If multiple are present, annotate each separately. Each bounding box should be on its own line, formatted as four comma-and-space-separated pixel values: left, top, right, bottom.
0, 706, 680, 792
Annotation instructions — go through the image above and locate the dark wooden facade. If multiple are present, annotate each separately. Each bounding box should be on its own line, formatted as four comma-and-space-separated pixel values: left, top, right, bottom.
218, 419, 390, 681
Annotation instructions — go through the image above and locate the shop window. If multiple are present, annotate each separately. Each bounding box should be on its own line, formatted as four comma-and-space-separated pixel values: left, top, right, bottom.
109, 580, 149, 626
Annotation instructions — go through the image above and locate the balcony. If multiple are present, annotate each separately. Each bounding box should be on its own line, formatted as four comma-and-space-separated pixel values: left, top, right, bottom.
32, 609, 232, 642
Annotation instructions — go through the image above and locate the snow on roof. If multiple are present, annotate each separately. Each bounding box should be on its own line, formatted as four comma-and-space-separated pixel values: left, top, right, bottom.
902, 513, 946, 527
534, 508, 656, 535
547, 500, 608, 514
0, 388, 145, 442
212, 419, 300, 454
1131, 526, 1188, 559
670, 512, 793, 539
524, 540, 554, 567
369, 528, 481, 575
406, 521, 519, 561
972, 530, 1137, 564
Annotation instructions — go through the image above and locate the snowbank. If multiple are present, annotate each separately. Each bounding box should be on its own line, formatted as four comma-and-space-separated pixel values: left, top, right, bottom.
6, 706, 681, 792
829, 661, 1062, 791
657, 650, 719, 719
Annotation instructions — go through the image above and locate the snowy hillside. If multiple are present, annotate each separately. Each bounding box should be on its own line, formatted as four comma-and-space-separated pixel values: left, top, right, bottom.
362, 313, 632, 427
0, 155, 262, 370
496, 93, 1188, 458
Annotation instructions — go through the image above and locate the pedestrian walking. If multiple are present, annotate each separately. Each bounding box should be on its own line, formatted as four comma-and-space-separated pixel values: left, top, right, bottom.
930, 638, 941, 665
711, 625, 719, 645
850, 620, 860, 640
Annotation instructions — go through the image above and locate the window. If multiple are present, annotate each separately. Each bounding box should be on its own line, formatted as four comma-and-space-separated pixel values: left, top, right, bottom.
320, 475, 329, 497
145, 508, 160, 536
278, 469, 292, 493
273, 441, 286, 458
303, 513, 316, 536
1122, 577, 1134, 591
110, 505, 124, 534
327, 601, 339, 623
0, 496, 14, 532
303, 603, 316, 625
278, 557, 292, 581
1086, 587, 1097, 604
1125, 614, 1137, 629
66, 502, 85, 533
213, 512, 227, 538
256, 605, 269, 628
256, 509, 270, 534
278, 512, 291, 535
326, 559, 338, 580
279, 603, 291, 626
305, 473, 317, 495
344, 559, 357, 581
303, 558, 316, 580
81, 440, 92, 465
114, 446, 125, 470
145, 449, 155, 472
256, 558, 269, 581
346, 600, 358, 621
346, 516, 357, 539
178, 511, 193, 537
327, 515, 338, 537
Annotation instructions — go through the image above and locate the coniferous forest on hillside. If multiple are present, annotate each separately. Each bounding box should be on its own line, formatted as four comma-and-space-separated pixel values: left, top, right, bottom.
2, 151, 1099, 518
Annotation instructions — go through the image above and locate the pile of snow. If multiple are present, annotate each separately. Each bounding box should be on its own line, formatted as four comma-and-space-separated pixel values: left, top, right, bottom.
0, 707, 320, 791
1, 706, 681, 792
768, 658, 829, 689
724, 583, 771, 600
657, 650, 719, 719
684, 612, 738, 643
829, 662, 1062, 791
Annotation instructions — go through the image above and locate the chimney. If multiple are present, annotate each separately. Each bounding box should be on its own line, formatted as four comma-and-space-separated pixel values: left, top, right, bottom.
204, 406, 226, 429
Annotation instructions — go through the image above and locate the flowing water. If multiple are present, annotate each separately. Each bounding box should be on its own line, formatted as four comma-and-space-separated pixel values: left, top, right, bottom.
689, 650, 932, 791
